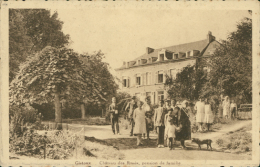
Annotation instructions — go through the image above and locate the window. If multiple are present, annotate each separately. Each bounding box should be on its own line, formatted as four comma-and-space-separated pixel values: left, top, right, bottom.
123, 79, 127, 87
174, 54, 178, 59
158, 71, 164, 83
146, 92, 151, 101
158, 74, 163, 83
136, 76, 141, 85
170, 69, 176, 79
158, 91, 164, 103
159, 54, 164, 61
146, 72, 151, 85
186, 51, 190, 57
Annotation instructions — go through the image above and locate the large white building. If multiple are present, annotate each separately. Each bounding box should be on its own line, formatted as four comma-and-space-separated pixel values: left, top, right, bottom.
115, 32, 220, 104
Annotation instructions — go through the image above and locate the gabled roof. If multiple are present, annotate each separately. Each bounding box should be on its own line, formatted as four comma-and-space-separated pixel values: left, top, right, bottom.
133, 39, 209, 61
115, 32, 219, 71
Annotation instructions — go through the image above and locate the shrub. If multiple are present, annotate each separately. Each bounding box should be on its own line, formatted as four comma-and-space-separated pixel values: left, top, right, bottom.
9, 104, 38, 137
10, 128, 85, 159
9, 129, 45, 158
216, 139, 224, 146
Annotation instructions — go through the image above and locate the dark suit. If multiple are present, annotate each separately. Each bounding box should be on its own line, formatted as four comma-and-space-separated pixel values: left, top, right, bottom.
109, 103, 119, 134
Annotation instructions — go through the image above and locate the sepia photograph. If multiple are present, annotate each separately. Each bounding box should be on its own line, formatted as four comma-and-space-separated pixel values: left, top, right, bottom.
0, 1, 259, 166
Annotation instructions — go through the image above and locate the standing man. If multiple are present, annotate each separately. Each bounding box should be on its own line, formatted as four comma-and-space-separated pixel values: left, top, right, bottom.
109, 97, 120, 135
125, 96, 137, 136
142, 96, 153, 140
154, 100, 167, 148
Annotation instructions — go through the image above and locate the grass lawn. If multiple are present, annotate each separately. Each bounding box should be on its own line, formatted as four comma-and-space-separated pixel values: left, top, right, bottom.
214, 124, 252, 155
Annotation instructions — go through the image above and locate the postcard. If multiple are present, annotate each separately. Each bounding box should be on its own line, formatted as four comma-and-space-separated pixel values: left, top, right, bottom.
1, 1, 259, 166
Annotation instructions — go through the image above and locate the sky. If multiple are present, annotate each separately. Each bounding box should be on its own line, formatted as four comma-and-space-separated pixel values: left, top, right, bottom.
52, 9, 251, 75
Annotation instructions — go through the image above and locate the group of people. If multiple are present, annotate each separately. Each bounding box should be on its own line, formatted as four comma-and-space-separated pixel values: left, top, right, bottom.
124, 97, 191, 150
108, 95, 237, 150
153, 99, 191, 150
219, 96, 238, 120
194, 97, 214, 132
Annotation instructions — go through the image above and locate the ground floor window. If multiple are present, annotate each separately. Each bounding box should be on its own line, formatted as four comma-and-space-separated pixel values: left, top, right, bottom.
157, 91, 164, 103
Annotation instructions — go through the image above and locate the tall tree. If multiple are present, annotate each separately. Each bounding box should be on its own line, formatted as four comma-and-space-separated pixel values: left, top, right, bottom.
201, 17, 252, 103
9, 9, 69, 82
165, 65, 206, 101
9, 47, 105, 129
78, 52, 118, 117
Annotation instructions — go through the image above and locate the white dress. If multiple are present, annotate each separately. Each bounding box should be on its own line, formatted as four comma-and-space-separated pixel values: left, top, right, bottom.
133, 108, 147, 134
204, 104, 214, 123
165, 124, 176, 138
194, 101, 205, 123
223, 101, 230, 117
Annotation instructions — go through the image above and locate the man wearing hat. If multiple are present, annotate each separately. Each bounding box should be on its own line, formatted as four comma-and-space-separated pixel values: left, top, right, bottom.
154, 100, 167, 147
109, 97, 120, 135
125, 96, 137, 136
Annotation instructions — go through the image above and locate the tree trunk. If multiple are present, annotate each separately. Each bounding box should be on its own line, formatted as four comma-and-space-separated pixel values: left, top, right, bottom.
81, 103, 85, 119
54, 90, 62, 130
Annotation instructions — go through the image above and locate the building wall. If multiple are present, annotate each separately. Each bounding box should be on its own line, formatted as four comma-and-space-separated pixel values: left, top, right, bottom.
117, 58, 197, 104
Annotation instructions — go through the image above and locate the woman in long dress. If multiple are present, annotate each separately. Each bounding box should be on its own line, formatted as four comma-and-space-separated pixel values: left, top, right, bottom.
223, 96, 230, 119
133, 100, 147, 146
204, 98, 214, 131
194, 97, 205, 132
174, 104, 191, 149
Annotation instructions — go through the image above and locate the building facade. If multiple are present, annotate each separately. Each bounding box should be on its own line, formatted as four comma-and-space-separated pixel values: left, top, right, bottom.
115, 32, 220, 104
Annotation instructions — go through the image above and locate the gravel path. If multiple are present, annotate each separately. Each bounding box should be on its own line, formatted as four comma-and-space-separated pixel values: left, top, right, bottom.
83, 120, 252, 160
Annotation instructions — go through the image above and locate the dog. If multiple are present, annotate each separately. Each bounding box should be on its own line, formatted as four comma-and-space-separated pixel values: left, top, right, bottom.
191, 138, 212, 151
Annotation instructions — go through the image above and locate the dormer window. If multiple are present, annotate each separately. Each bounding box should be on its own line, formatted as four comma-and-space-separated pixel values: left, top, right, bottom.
141, 59, 147, 64
178, 52, 186, 58
159, 54, 164, 61
174, 54, 178, 59
186, 51, 191, 58
165, 52, 173, 60
152, 57, 158, 62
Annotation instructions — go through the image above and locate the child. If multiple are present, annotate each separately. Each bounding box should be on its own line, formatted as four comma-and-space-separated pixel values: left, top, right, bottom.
230, 99, 237, 119
164, 99, 173, 147
165, 110, 179, 150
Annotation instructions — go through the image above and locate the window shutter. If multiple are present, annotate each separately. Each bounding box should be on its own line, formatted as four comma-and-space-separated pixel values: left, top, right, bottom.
151, 72, 153, 85
141, 74, 144, 85
127, 77, 130, 87
122, 77, 124, 88
143, 73, 146, 85
149, 72, 152, 85
135, 74, 137, 85
163, 70, 166, 83
155, 71, 158, 84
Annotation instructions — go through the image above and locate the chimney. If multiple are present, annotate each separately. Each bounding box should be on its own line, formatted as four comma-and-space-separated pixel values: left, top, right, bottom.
146, 47, 154, 54
207, 31, 215, 43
